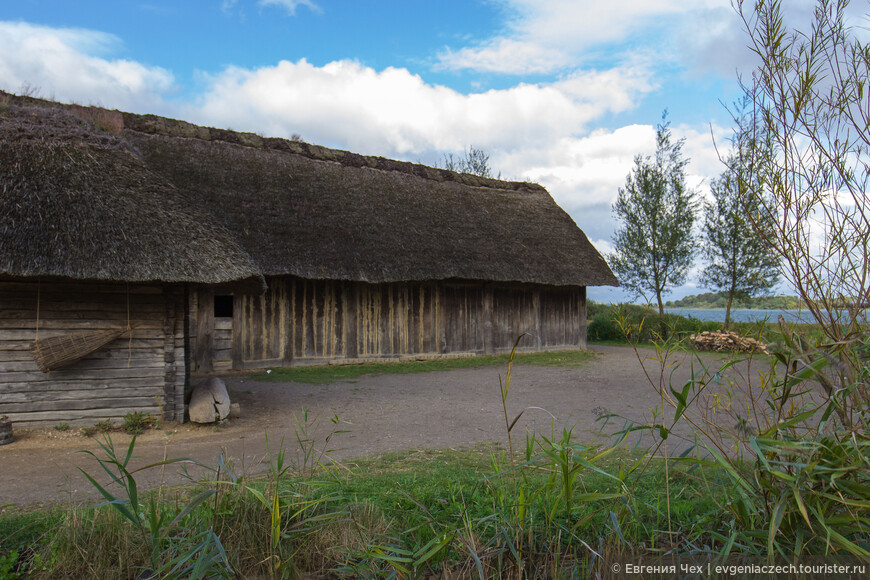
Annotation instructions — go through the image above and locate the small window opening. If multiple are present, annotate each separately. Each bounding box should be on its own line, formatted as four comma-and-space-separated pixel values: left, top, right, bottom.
214, 295, 234, 318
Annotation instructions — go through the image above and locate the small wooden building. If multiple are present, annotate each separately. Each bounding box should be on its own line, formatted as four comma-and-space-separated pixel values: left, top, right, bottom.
0, 92, 617, 426
0, 96, 263, 426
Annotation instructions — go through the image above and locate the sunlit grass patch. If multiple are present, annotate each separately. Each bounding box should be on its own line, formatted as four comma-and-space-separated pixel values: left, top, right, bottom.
251, 349, 597, 383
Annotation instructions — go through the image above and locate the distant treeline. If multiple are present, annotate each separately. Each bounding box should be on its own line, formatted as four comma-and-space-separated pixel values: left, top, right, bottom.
664, 291, 806, 310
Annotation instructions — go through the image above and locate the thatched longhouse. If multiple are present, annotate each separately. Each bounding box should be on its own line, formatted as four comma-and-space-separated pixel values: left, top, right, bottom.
0, 91, 617, 426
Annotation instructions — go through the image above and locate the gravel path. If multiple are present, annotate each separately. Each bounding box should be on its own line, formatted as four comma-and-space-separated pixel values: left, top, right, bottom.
0, 345, 761, 508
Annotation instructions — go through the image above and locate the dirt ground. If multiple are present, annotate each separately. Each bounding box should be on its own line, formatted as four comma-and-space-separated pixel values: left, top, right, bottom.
0, 345, 765, 509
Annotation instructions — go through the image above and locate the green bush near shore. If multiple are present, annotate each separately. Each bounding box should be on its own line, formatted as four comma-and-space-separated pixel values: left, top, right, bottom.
587, 301, 829, 346
588, 302, 721, 342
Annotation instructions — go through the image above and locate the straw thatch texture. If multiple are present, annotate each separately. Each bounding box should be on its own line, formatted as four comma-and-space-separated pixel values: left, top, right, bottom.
0, 101, 264, 291
131, 135, 617, 287
0, 91, 617, 289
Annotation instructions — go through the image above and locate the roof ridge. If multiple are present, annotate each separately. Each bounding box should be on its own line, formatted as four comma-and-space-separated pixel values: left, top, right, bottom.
0, 90, 545, 194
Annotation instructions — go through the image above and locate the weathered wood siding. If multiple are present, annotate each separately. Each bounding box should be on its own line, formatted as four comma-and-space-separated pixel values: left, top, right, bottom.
540, 286, 586, 349
442, 284, 484, 353
356, 282, 439, 357
0, 279, 187, 427
292, 279, 344, 360
238, 278, 289, 367
193, 278, 586, 369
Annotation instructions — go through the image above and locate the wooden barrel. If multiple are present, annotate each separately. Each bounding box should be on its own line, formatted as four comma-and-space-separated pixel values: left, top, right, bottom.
0, 416, 12, 446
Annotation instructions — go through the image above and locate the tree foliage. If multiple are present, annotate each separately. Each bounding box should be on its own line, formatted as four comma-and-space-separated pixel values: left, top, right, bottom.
610, 113, 698, 316
441, 145, 499, 178
702, 96, 780, 327
737, 0, 870, 428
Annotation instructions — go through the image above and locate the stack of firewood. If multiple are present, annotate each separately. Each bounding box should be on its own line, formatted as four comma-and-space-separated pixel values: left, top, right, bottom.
690, 330, 769, 354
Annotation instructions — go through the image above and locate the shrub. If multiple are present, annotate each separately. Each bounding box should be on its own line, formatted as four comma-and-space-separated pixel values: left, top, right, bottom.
587, 303, 720, 343
618, 323, 870, 559
122, 412, 155, 435
588, 313, 622, 342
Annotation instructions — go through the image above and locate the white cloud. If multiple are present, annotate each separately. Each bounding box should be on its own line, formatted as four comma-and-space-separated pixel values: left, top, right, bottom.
189, 57, 657, 157
436, 0, 737, 75
0, 21, 173, 111
436, 38, 572, 75
258, 0, 320, 16
434, 0, 812, 81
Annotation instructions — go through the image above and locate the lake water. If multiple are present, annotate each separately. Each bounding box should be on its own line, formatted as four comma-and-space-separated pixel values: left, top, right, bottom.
664, 308, 814, 324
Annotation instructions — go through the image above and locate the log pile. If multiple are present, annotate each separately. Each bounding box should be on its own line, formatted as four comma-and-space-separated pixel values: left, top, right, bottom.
690, 330, 768, 354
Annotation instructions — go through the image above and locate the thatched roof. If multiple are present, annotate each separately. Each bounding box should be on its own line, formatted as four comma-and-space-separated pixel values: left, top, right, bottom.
0, 98, 264, 290
0, 92, 617, 288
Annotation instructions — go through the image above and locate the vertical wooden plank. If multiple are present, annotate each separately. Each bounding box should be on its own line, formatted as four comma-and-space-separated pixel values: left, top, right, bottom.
311, 280, 328, 357
304, 281, 314, 357
358, 284, 368, 356
231, 293, 243, 369
533, 288, 542, 350
333, 282, 344, 357
383, 284, 390, 355
162, 285, 176, 422
282, 278, 293, 364
293, 278, 302, 358
344, 282, 358, 358
578, 286, 587, 349
194, 287, 214, 372
183, 285, 192, 421
408, 283, 419, 354
436, 283, 445, 353
483, 285, 494, 354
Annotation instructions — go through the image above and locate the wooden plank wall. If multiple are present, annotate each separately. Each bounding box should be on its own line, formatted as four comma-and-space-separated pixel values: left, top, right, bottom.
442, 284, 484, 353
540, 286, 584, 349
195, 278, 586, 369
292, 278, 343, 361
492, 286, 539, 351
0, 279, 186, 427
355, 282, 439, 357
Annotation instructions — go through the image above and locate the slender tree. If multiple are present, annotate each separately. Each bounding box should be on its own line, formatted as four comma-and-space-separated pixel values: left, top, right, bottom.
702, 98, 780, 327
610, 112, 698, 316
441, 145, 499, 178
736, 0, 870, 427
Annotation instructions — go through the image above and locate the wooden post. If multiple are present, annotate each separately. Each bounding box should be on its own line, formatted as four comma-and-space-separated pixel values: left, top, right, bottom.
231, 293, 243, 369
483, 284, 494, 355
578, 286, 587, 349
283, 278, 293, 365
345, 282, 358, 359
194, 287, 214, 372
162, 285, 176, 422
437, 284, 447, 354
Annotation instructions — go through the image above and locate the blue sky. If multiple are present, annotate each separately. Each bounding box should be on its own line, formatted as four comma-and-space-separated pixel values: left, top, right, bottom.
0, 0, 830, 302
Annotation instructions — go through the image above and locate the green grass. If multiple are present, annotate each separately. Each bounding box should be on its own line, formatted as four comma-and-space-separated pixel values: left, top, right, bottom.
328, 444, 726, 541
0, 441, 730, 578
251, 349, 597, 383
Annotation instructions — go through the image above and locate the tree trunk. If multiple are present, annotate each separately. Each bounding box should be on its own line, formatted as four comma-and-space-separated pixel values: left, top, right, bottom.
656, 291, 665, 317
724, 290, 734, 330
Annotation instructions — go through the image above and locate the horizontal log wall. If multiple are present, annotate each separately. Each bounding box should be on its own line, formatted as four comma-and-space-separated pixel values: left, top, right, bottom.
194, 278, 586, 369
0, 279, 186, 427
